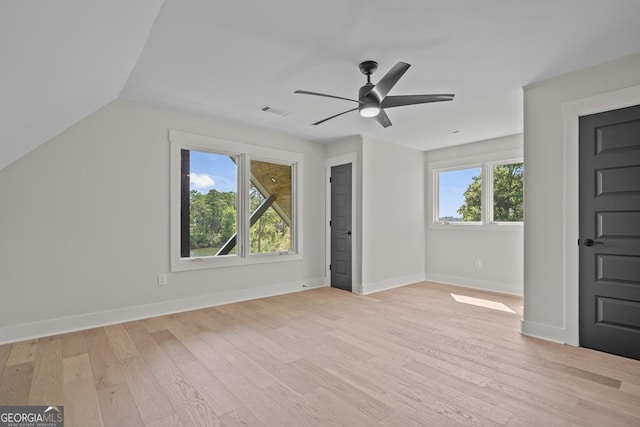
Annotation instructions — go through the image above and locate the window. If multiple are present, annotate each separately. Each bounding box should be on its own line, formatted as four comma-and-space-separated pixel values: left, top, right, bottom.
490, 162, 524, 222
249, 160, 293, 254
170, 130, 302, 271
182, 150, 238, 258
436, 166, 482, 222
431, 158, 523, 227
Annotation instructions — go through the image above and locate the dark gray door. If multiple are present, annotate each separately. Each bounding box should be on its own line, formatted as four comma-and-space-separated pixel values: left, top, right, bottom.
331, 163, 352, 292
579, 104, 640, 360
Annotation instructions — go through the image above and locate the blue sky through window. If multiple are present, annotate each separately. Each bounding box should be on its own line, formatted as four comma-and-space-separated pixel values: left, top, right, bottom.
189, 151, 237, 193
438, 167, 481, 219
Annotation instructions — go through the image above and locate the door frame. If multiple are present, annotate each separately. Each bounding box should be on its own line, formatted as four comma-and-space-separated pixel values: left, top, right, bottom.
325, 153, 359, 293
562, 83, 640, 346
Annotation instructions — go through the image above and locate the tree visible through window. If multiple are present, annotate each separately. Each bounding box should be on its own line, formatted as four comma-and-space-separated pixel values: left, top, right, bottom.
458, 172, 482, 221
434, 160, 523, 224
491, 162, 524, 222
249, 160, 292, 254
456, 162, 524, 222
181, 152, 295, 257
170, 130, 302, 271
182, 150, 238, 257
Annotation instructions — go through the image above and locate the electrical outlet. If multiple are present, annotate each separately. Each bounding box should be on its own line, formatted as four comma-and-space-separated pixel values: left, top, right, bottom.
158, 273, 168, 286
474, 259, 482, 268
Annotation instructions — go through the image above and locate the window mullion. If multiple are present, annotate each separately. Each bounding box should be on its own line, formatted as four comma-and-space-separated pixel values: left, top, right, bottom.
290, 163, 297, 253
433, 169, 440, 224
239, 153, 249, 259
486, 162, 493, 224
180, 149, 191, 257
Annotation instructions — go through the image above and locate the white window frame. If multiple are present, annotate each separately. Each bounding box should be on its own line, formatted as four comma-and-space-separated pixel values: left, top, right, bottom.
169, 130, 303, 272
428, 151, 523, 230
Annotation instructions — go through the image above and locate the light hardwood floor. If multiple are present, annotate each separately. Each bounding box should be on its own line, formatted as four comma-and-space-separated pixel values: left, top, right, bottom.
1, 281, 640, 426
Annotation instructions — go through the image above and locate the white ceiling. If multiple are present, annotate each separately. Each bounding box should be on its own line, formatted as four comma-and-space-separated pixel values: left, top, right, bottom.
3, 1, 640, 170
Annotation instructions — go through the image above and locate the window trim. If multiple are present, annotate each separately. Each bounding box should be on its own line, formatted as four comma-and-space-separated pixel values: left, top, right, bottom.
169, 130, 303, 272
428, 151, 523, 231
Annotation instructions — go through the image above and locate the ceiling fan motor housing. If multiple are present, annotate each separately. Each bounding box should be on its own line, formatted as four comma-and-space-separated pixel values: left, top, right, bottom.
358, 83, 381, 117
359, 83, 378, 101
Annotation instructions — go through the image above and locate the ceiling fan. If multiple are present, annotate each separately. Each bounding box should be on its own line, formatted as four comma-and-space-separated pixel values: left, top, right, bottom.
295, 60, 454, 128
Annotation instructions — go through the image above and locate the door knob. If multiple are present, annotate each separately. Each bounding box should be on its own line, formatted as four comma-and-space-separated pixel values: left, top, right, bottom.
342, 231, 352, 235
582, 238, 603, 246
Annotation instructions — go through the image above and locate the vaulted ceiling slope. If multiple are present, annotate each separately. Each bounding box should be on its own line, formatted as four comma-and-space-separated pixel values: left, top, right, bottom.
3, 1, 640, 172
0, 1, 164, 170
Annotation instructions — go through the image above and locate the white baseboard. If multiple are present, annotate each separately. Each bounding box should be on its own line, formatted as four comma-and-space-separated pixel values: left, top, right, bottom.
520, 319, 566, 344
0, 277, 328, 345
424, 273, 523, 296
361, 273, 426, 295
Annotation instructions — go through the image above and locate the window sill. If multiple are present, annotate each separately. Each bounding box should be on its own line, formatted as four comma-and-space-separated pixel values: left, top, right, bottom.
429, 222, 523, 231
171, 252, 303, 272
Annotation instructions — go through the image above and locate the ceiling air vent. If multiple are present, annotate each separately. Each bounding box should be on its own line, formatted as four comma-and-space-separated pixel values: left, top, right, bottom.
259, 105, 291, 117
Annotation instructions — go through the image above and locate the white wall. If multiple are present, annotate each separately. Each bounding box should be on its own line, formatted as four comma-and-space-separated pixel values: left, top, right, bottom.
523, 52, 640, 343
324, 136, 426, 295
424, 134, 524, 295
360, 137, 426, 293
324, 135, 362, 159
0, 99, 326, 343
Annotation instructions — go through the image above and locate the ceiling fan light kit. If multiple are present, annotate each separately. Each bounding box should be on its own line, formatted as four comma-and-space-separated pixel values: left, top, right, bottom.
295, 60, 455, 128
359, 102, 380, 118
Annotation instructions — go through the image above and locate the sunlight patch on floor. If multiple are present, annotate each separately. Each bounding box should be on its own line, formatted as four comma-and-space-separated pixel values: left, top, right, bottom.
450, 293, 516, 313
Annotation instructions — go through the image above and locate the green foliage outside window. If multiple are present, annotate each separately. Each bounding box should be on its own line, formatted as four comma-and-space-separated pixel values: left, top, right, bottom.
189, 186, 290, 256
492, 163, 524, 221
189, 189, 237, 255
457, 162, 523, 222
249, 186, 291, 253
457, 173, 482, 221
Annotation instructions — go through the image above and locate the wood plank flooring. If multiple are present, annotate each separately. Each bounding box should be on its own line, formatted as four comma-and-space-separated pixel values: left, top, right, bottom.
1, 281, 640, 426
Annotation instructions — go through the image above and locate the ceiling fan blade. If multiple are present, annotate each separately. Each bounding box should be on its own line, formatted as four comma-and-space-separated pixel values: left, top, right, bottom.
312, 107, 358, 125
370, 62, 411, 101
382, 94, 455, 109
373, 109, 392, 128
295, 90, 361, 104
